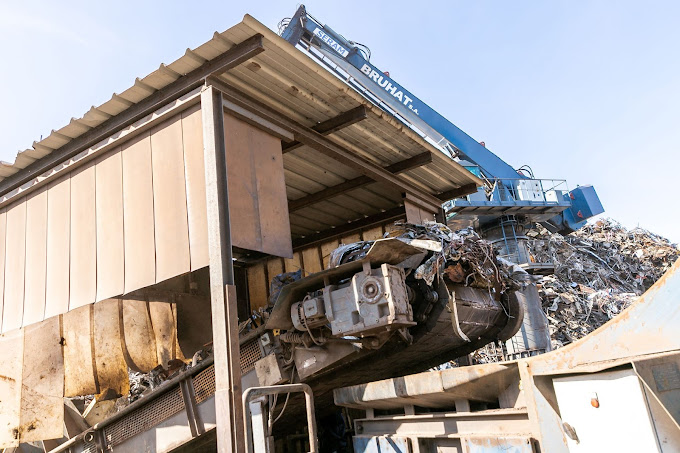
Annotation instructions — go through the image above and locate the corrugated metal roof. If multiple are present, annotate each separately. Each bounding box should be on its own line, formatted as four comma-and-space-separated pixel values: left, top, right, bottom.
3, 15, 481, 238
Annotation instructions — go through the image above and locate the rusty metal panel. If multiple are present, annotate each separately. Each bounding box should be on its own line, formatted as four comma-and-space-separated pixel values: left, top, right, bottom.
151, 117, 191, 283
93, 298, 130, 395
45, 177, 70, 319
0, 328, 24, 448
63, 305, 98, 397
247, 263, 268, 312
69, 164, 97, 310
181, 106, 209, 270
148, 298, 176, 368
3, 200, 27, 332
301, 247, 322, 275
122, 133, 156, 293
121, 297, 158, 373
23, 191, 48, 326
95, 149, 125, 301
224, 113, 261, 252
224, 113, 292, 258
251, 120, 292, 258
19, 316, 64, 443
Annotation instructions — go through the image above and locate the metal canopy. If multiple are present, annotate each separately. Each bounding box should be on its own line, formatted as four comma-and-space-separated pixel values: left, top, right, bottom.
1, 15, 481, 241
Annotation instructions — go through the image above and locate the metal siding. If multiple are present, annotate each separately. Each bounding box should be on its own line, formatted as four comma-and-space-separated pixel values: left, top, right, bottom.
122, 133, 156, 293
69, 164, 97, 310
0, 329, 23, 448
301, 247, 322, 275
266, 258, 283, 283
23, 190, 48, 326
320, 239, 339, 269
93, 298, 130, 395
252, 124, 293, 258
3, 200, 27, 332
284, 252, 302, 274
224, 113, 262, 252
62, 305, 98, 396
148, 299, 176, 368
181, 106, 209, 271
19, 316, 64, 443
45, 177, 70, 319
95, 149, 125, 301
151, 117, 191, 283
122, 298, 158, 373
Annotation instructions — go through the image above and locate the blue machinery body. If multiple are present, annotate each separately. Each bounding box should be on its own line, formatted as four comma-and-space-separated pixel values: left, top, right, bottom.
280, 5, 604, 243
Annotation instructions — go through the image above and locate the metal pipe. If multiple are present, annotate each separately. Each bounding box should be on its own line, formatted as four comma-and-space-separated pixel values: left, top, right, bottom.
242, 384, 318, 453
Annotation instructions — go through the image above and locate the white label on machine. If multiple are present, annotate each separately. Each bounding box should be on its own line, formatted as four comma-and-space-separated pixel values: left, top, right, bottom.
313, 28, 349, 57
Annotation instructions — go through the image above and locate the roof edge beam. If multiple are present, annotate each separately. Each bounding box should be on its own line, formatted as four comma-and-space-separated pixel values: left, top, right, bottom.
282, 106, 367, 153
209, 77, 444, 210
292, 206, 406, 251
0, 33, 265, 197
289, 152, 432, 213
438, 182, 479, 201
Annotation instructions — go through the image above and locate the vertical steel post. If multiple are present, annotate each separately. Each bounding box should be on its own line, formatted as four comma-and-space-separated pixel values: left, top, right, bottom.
201, 84, 245, 452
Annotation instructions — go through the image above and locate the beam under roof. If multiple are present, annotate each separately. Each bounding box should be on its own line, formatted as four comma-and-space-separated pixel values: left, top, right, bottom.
0, 34, 266, 197
282, 106, 367, 153
210, 77, 445, 211
288, 152, 432, 212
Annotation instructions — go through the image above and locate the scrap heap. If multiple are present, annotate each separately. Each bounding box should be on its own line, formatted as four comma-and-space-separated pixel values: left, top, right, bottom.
527, 219, 678, 348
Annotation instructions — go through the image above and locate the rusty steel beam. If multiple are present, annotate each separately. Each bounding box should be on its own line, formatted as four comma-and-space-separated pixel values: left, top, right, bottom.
201, 85, 245, 453
289, 152, 432, 213
208, 77, 444, 210
0, 34, 265, 197
438, 182, 479, 201
282, 105, 367, 153
292, 206, 406, 251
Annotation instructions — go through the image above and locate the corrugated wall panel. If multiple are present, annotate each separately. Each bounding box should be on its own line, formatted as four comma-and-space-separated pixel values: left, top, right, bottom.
23, 191, 48, 325
69, 164, 97, 310
93, 299, 129, 395
3, 200, 27, 331
95, 149, 125, 301
62, 305, 98, 397
181, 107, 209, 270
151, 118, 190, 283
19, 317, 63, 443
122, 134, 156, 293
44, 178, 70, 319
0, 329, 24, 448
247, 263, 268, 312
121, 297, 158, 373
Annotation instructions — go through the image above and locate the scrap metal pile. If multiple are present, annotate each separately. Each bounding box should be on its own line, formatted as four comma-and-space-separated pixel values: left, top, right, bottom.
527, 219, 678, 348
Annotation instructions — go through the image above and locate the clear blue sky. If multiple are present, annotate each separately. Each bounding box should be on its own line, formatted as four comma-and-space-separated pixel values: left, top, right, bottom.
1, 1, 679, 241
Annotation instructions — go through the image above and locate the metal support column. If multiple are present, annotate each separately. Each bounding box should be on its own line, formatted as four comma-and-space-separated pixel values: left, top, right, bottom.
201, 83, 245, 452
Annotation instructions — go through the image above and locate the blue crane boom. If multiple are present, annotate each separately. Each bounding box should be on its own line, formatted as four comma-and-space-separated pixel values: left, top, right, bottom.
281, 6, 520, 183
280, 5, 603, 243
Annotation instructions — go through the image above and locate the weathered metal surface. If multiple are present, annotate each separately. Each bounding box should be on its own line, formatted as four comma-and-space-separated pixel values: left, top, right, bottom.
122, 133, 156, 293
69, 163, 97, 310
0, 329, 24, 448
19, 317, 64, 443
149, 298, 177, 369
95, 148, 125, 301
94, 299, 130, 395
151, 118, 191, 282
181, 105, 209, 271
45, 176, 70, 319
122, 297, 158, 373
23, 191, 48, 325
62, 305, 98, 397
3, 200, 26, 331
224, 112, 292, 258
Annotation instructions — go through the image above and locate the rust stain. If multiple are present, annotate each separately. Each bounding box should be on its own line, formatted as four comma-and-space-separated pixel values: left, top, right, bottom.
0, 375, 16, 383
